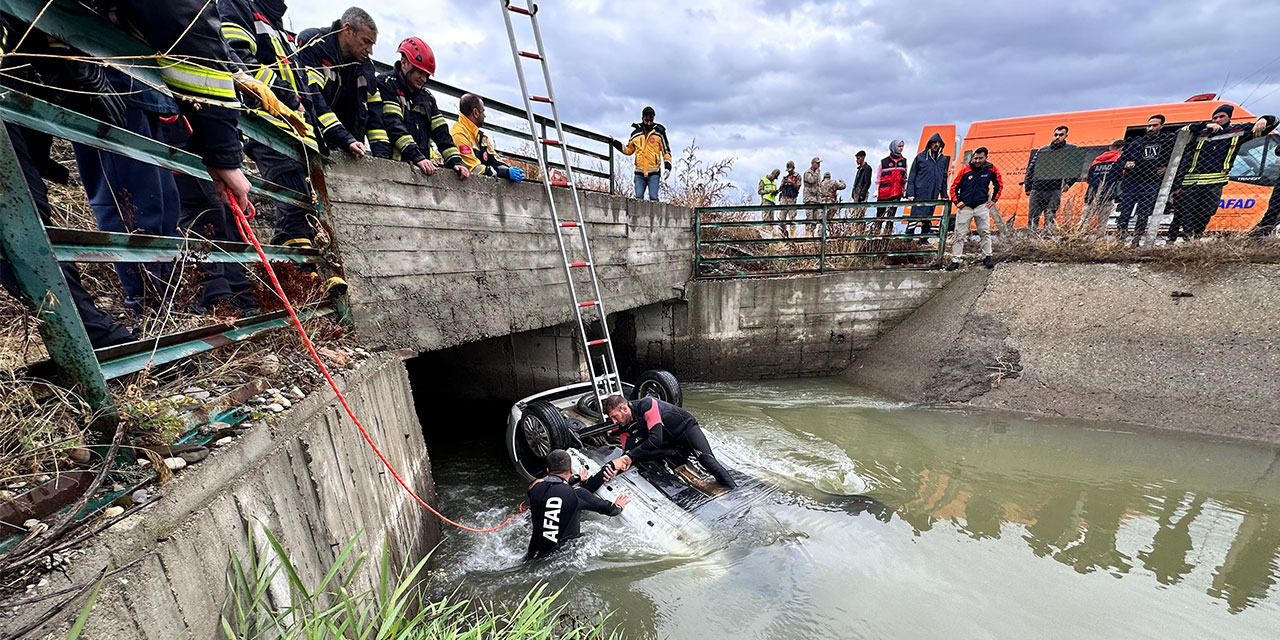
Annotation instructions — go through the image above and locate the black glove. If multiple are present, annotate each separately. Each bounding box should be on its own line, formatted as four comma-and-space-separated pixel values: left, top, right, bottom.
664, 161, 672, 172
611, 138, 625, 153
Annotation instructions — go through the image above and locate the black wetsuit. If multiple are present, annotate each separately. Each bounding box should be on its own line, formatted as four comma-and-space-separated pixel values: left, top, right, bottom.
622, 397, 737, 489
526, 470, 620, 560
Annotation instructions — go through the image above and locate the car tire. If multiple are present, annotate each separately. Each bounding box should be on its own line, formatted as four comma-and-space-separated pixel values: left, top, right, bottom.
630, 369, 682, 406
576, 392, 603, 420
518, 401, 575, 459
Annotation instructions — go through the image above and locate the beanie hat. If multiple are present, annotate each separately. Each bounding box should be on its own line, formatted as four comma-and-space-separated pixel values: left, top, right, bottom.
1213, 104, 1234, 118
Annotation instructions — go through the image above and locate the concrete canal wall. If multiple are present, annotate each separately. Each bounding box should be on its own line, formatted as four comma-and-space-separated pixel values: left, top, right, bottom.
845, 263, 1280, 442
22, 354, 436, 638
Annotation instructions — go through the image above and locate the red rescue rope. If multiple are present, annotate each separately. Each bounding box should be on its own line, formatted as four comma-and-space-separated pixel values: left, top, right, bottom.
226, 190, 526, 533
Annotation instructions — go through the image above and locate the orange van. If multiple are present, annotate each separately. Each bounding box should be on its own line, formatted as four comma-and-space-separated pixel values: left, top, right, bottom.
921, 97, 1278, 231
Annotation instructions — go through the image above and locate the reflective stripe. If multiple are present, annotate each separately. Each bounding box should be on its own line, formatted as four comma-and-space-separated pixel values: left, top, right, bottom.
430, 115, 449, 129
253, 64, 277, 85
317, 112, 340, 130
1182, 172, 1228, 186
366, 92, 382, 104
383, 101, 405, 117
252, 110, 319, 151
282, 238, 313, 248
441, 147, 460, 160
367, 128, 389, 143
158, 58, 238, 106
221, 23, 256, 52
306, 69, 328, 88
394, 134, 414, 152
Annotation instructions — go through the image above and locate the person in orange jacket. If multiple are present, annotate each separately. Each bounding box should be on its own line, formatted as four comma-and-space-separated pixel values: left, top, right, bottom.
612, 106, 671, 201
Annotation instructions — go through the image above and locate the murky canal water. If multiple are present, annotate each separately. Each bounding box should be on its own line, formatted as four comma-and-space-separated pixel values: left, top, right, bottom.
424, 378, 1280, 639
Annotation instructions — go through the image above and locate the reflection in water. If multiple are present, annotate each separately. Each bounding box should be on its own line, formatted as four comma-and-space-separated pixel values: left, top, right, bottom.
425, 378, 1280, 638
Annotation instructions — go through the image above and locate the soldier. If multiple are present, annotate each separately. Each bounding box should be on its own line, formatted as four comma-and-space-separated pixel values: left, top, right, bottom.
374, 37, 470, 180
758, 168, 780, 224
819, 171, 847, 229
802, 157, 823, 234
778, 160, 802, 236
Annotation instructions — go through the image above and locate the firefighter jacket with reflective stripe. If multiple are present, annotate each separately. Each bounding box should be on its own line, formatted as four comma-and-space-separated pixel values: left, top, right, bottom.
217, 0, 317, 151
877, 155, 907, 199
374, 65, 462, 168
451, 114, 509, 178
296, 21, 385, 152
1180, 116, 1278, 186
115, 0, 243, 168
622, 122, 672, 177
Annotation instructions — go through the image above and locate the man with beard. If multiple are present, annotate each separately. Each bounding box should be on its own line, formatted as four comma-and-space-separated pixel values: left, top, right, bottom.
613, 106, 671, 201
451, 93, 521, 181
1023, 125, 1076, 231
1113, 115, 1176, 243
946, 147, 1003, 270
375, 37, 471, 181
297, 8, 384, 159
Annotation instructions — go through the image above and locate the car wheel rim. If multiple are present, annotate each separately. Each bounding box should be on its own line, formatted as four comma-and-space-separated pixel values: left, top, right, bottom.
637, 380, 665, 401
519, 416, 552, 457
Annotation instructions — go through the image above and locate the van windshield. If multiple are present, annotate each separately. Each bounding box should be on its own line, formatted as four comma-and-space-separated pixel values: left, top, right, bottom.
1229, 134, 1279, 187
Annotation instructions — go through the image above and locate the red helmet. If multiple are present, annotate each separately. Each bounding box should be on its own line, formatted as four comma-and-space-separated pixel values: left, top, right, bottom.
397, 37, 436, 76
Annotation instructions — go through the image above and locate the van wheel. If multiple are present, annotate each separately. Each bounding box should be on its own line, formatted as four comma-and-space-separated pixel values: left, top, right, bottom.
630, 370, 682, 406
517, 402, 575, 459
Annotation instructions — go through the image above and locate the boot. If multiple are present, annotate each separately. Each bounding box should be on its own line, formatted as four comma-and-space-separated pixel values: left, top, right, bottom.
946, 261, 960, 271
983, 256, 994, 269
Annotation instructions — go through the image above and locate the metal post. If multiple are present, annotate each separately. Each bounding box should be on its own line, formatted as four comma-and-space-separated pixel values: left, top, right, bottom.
819, 205, 828, 273
0, 122, 114, 424
694, 208, 702, 276
540, 121, 549, 169
937, 201, 952, 266
1144, 128, 1191, 246
608, 144, 615, 195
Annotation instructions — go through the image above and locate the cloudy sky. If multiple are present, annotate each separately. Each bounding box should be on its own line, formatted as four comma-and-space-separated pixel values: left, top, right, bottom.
296, 0, 1280, 197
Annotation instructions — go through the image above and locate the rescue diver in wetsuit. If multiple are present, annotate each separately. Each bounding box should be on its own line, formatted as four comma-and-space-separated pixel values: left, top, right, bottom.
603, 395, 738, 490
526, 449, 630, 560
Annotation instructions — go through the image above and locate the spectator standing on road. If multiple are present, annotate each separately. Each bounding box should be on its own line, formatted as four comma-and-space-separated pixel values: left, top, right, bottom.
1168, 104, 1277, 241
758, 168, 780, 224
1114, 115, 1176, 244
905, 133, 951, 241
778, 160, 802, 236
802, 157, 823, 234
851, 150, 872, 203
613, 106, 671, 201
1081, 139, 1124, 233
1023, 125, 1076, 231
946, 147, 1003, 270
872, 140, 908, 235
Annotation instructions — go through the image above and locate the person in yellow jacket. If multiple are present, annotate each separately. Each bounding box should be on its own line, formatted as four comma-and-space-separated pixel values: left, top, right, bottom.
450, 93, 524, 182
612, 106, 671, 201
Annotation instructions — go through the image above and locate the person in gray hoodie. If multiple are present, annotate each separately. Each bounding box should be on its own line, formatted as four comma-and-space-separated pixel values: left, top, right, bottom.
905, 133, 951, 241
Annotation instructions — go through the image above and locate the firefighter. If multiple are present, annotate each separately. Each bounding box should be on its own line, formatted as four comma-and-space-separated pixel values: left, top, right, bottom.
296, 8, 385, 159
1169, 105, 1277, 241
218, 0, 322, 251
450, 93, 524, 181
374, 37, 470, 180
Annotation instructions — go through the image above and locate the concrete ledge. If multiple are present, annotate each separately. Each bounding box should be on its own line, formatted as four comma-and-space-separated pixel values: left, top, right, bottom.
18, 354, 437, 638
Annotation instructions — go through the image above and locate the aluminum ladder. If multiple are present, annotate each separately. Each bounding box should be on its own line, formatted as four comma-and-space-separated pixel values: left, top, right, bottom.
499, 0, 623, 414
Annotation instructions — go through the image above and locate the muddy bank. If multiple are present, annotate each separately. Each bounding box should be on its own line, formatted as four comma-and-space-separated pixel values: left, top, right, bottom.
845, 263, 1280, 443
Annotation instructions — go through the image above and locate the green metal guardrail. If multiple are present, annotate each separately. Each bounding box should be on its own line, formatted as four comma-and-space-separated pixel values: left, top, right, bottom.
694, 200, 954, 278
0, 0, 335, 430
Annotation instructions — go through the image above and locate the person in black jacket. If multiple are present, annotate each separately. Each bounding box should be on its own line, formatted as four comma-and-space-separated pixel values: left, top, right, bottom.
218, 0, 321, 252
851, 150, 872, 203
1023, 126, 1076, 231
905, 133, 951, 239
1114, 115, 1176, 242
374, 37, 469, 180
526, 450, 630, 560
1168, 104, 1277, 240
604, 394, 737, 489
296, 8, 385, 158
946, 147, 1002, 270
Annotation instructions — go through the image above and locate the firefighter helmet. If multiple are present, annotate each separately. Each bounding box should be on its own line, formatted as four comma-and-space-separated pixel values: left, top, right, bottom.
397, 37, 436, 76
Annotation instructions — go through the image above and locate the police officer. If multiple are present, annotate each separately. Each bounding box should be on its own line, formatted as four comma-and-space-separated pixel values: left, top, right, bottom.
603, 394, 737, 490
374, 37, 470, 180
526, 449, 630, 560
